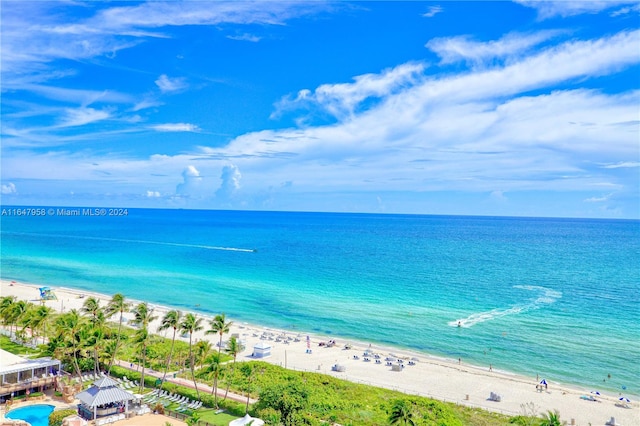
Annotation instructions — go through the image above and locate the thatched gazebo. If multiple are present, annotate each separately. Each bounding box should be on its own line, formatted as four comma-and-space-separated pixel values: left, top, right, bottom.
75, 376, 134, 420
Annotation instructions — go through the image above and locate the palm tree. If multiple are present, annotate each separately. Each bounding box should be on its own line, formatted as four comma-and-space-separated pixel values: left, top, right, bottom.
194, 340, 212, 370
82, 297, 106, 375
6, 300, 28, 339
131, 302, 157, 393
54, 310, 87, 383
157, 309, 182, 387
0, 296, 16, 330
206, 352, 222, 406
388, 399, 416, 426
86, 310, 108, 376
17, 303, 39, 342
540, 410, 565, 426
106, 293, 130, 374
223, 336, 244, 401
81, 297, 101, 321
205, 313, 232, 406
180, 313, 203, 399
25, 305, 53, 345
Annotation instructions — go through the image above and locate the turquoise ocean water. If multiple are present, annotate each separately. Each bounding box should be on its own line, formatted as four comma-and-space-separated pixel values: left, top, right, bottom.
1, 208, 639, 395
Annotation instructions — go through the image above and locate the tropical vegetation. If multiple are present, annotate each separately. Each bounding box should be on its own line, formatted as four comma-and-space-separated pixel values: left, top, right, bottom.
1, 294, 548, 425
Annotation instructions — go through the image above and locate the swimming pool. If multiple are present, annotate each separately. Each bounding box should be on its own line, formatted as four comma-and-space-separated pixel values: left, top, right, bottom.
6, 404, 55, 426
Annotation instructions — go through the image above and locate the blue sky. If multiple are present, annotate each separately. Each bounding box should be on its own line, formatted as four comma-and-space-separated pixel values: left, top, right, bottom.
1, 1, 639, 218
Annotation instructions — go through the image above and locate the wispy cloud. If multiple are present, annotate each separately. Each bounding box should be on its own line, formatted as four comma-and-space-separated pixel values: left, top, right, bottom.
610, 3, 640, 17
226, 33, 262, 42
155, 74, 188, 93
584, 193, 612, 203
1, 2, 326, 87
426, 30, 562, 66
601, 161, 640, 169
514, 0, 637, 19
151, 123, 200, 132
273, 62, 425, 119
59, 107, 112, 127
422, 5, 443, 18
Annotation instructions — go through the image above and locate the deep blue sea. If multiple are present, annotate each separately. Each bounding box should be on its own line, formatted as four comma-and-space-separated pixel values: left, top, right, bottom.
1, 208, 639, 395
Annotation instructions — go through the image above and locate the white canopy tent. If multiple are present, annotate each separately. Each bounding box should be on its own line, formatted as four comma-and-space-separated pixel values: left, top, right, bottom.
229, 413, 265, 426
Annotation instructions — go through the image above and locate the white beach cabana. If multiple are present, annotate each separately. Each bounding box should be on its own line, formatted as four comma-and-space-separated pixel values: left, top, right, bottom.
229, 413, 265, 426
252, 342, 272, 358
75, 376, 134, 420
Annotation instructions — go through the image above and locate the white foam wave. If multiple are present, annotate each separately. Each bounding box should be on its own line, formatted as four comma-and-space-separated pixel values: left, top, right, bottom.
449, 285, 562, 328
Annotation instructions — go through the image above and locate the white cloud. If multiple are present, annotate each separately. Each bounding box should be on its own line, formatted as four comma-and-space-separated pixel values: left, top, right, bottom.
155, 74, 188, 93
422, 6, 443, 18
2, 24, 638, 216
59, 107, 111, 127
274, 62, 425, 119
610, 3, 640, 17
226, 33, 261, 42
601, 161, 640, 169
1, 183, 17, 194
146, 190, 161, 197
216, 164, 242, 200
1, 2, 325, 86
426, 30, 562, 66
151, 123, 200, 132
584, 194, 612, 203
176, 165, 204, 196
514, 0, 636, 19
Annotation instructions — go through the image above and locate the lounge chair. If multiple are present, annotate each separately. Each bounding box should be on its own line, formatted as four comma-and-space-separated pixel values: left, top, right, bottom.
488, 392, 502, 402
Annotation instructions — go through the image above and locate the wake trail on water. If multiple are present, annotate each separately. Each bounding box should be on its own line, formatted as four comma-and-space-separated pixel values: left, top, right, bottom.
3, 232, 256, 253
449, 285, 562, 328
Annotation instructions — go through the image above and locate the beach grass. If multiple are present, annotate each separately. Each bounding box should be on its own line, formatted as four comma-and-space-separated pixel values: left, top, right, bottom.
206, 361, 517, 425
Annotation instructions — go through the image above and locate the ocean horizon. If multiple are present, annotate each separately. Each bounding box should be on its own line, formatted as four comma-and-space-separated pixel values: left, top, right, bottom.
1, 207, 639, 397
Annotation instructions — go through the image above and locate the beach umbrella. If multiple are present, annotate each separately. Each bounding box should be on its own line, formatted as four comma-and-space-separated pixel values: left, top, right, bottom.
540, 379, 547, 385
591, 391, 601, 396
619, 397, 631, 403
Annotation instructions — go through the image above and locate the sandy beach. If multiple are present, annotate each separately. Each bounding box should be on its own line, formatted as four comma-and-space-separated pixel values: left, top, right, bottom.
2, 280, 638, 426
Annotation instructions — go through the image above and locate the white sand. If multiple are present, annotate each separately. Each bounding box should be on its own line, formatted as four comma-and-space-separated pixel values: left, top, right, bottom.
2, 280, 638, 425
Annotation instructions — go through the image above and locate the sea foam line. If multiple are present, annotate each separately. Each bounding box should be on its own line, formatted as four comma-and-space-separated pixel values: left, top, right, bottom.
449, 285, 562, 328
3, 231, 256, 253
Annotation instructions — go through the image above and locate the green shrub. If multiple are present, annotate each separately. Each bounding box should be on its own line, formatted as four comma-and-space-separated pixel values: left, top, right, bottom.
49, 409, 77, 426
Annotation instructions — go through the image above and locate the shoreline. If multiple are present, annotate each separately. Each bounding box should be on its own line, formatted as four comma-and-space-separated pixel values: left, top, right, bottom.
2, 279, 638, 425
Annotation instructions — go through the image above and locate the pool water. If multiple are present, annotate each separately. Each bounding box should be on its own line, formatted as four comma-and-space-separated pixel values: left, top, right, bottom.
6, 404, 55, 426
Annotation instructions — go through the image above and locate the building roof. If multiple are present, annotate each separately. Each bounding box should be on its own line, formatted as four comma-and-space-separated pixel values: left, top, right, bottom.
0, 349, 25, 367
253, 342, 272, 350
76, 379, 135, 408
0, 349, 61, 376
92, 376, 119, 388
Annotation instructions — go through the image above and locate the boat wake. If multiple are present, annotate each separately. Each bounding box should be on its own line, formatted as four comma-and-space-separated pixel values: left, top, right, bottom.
449, 285, 562, 328
4, 232, 256, 253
